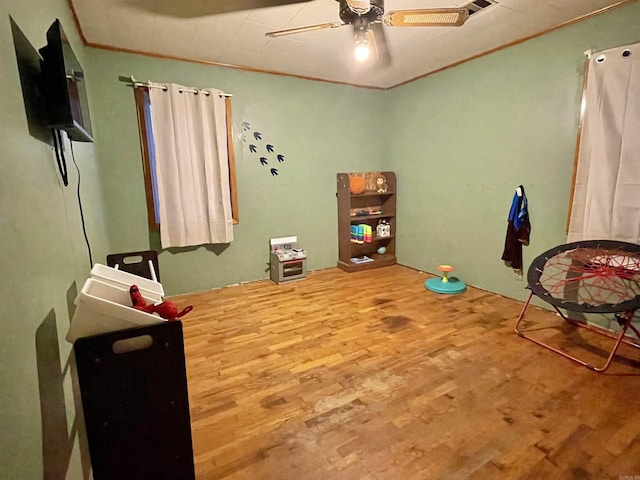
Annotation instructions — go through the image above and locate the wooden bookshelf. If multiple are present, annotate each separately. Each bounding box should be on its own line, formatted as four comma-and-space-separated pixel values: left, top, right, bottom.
336, 172, 397, 272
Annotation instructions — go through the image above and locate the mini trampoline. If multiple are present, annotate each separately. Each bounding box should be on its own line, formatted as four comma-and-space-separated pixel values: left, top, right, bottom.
515, 239, 640, 372
425, 264, 466, 294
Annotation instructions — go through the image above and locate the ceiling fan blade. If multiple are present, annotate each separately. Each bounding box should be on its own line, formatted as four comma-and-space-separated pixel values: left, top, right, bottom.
346, 0, 371, 15
266, 22, 346, 37
383, 8, 469, 27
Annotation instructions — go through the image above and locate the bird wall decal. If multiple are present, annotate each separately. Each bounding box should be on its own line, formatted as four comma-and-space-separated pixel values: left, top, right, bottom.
241, 120, 288, 178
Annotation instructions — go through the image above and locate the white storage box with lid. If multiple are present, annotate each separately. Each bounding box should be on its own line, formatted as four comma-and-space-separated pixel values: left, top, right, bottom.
66, 278, 166, 343
90, 263, 164, 302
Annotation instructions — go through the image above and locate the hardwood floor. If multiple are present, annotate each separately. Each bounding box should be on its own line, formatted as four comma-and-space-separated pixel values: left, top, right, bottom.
171, 265, 640, 480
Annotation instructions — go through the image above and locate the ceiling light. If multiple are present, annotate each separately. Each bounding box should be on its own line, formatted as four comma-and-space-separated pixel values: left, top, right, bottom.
354, 29, 370, 62
355, 43, 370, 61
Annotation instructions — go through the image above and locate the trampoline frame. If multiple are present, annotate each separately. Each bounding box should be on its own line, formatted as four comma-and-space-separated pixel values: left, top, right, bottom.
514, 240, 640, 373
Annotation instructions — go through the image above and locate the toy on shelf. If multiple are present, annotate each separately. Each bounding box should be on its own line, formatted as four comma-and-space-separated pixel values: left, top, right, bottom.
425, 264, 467, 294
375, 174, 388, 193
376, 220, 391, 238
129, 285, 193, 321
349, 175, 366, 194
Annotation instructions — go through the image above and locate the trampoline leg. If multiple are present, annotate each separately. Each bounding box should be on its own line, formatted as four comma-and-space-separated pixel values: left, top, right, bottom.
514, 297, 638, 373
514, 291, 534, 335
591, 317, 632, 372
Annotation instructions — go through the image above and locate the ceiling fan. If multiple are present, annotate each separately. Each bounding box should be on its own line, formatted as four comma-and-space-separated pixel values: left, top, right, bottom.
265, 0, 469, 64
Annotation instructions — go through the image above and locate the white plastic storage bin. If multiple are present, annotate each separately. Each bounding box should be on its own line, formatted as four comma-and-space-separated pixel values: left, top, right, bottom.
66, 278, 166, 343
90, 263, 164, 302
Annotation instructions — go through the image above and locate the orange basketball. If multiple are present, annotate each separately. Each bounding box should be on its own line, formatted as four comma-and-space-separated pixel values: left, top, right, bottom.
349, 176, 366, 194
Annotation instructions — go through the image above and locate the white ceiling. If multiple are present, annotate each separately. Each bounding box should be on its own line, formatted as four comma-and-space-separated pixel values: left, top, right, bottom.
70, 0, 630, 89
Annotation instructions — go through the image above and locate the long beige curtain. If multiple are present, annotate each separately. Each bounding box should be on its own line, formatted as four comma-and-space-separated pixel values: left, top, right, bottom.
149, 83, 234, 248
567, 43, 640, 243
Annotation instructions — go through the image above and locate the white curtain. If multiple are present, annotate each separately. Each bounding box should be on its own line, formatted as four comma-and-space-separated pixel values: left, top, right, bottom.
567, 43, 640, 243
149, 83, 234, 248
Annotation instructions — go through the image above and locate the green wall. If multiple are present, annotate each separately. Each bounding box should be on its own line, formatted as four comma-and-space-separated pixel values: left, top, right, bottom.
1, 0, 639, 478
387, 1, 640, 303
1, 1, 110, 479
86, 49, 387, 295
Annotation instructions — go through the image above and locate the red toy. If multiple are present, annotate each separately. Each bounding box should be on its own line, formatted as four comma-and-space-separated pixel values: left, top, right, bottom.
129, 285, 193, 321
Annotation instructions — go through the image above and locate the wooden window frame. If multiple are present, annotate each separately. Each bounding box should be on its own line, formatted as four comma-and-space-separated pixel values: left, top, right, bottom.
566, 56, 590, 234
133, 86, 239, 230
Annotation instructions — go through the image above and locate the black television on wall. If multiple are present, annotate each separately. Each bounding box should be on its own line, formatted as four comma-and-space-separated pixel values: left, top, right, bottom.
39, 19, 93, 142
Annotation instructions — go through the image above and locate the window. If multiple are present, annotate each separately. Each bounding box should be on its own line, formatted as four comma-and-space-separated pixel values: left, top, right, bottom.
133, 86, 239, 230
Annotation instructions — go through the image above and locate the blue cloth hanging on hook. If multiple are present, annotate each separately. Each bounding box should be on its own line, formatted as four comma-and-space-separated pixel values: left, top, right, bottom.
501, 185, 531, 272
508, 185, 529, 231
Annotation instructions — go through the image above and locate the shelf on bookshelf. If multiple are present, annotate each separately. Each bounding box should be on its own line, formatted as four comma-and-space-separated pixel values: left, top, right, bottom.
351, 191, 395, 198
349, 213, 395, 221
350, 235, 394, 245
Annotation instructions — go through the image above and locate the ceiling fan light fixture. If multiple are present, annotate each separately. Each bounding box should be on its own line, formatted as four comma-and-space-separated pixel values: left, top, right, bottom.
346, 0, 372, 15
383, 8, 469, 27
354, 29, 370, 62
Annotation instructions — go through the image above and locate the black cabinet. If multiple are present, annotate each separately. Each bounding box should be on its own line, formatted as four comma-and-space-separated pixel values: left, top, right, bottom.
74, 321, 195, 480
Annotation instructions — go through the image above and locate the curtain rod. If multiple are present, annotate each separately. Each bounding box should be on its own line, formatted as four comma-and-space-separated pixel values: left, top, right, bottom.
118, 75, 232, 97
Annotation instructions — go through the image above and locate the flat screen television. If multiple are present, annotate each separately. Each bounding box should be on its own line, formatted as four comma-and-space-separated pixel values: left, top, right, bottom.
39, 19, 93, 142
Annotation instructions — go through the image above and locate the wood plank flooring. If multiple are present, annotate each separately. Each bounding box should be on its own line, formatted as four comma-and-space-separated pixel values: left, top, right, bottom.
171, 265, 640, 480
